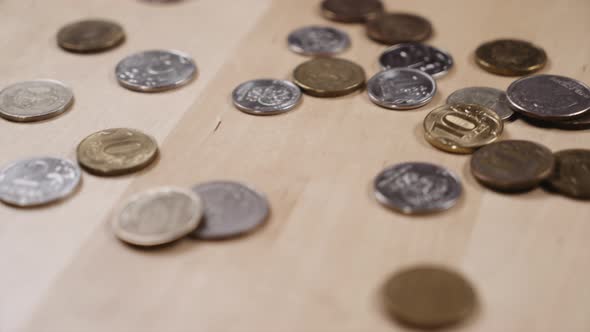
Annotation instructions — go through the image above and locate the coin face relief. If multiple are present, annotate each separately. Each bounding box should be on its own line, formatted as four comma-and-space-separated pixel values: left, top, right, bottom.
379, 43, 453, 78
293, 57, 365, 97
475, 39, 546, 76
366, 13, 432, 45
0, 80, 74, 122
367, 68, 436, 110
544, 149, 590, 200
232, 79, 302, 115
287, 26, 350, 56
447, 87, 514, 121
320, 0, 384, 22
57, 19, 125, 53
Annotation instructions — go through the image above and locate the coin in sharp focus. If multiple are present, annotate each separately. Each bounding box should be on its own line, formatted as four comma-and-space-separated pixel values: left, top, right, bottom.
367, 68, 436, 110
287, 26, 350, 56
475, 39, 546, 76
320, 0, 384, 22
191, 181, 270, 240
116, 50, 197, 92
0, 157, 81, 207
0, 80, 74, 122
379, 42, 453, 78
366, 13, 432, 45
544, 149, 590, 200
293, 57, 365, 97
384, 265, 478, 328
57, 19, 125, 53
232, 79, 302, 115
447, 87, 514, 121
374, 162, 462, 214
113, 187, 203, 246
77, 128, 158, 176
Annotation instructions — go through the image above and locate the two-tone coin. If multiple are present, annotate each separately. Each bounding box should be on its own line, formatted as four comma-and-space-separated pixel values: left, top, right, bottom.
57, 19, 125, 53
232, 79, 302, 115
367, 68, 436, 110
287, 26, 350, 56
293, 57, 365, 97
447, 87, 514, 121
379, 43, 453, 78
475, 39, 546, 76
0, 80, 74, 122
366, 13, 432, 45
320, 0, 384, 22
544, 149, 590, 200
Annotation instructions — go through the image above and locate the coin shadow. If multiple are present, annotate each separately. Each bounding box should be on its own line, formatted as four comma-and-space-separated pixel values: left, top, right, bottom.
0, 98, 76, 125
80, 152, 161, 179
117, 236, 198, 255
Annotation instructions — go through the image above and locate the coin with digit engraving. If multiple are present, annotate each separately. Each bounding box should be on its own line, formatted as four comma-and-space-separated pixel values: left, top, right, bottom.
320, 0, 384, 22
544, 149, 590, 200
232, 79, 302, 115
288, 26, 350, 56
475, 39, 546, 76
367, 68, 436, 110
293, 57, 365, 97
0, 80, 74, 122
0, 157, 81, 207
447, 87, 514, 121
379, 43, 453, 78
366, 13, 432, 45
57, 19, 125, 53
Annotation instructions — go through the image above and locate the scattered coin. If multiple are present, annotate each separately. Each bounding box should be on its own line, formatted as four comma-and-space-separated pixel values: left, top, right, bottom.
447, 87, 515, 121
366, 13, 432, 45
57, 19, 125, 53
379, 42, 453, 78
0, 80, 74, 122
232, 79, 302, 115
293, 57, 365, 97
367, 68, 436, 110
320, 0, 384, 22
287, 26, 350, 56
475, 39, 546, 76
544, 149, 590, 200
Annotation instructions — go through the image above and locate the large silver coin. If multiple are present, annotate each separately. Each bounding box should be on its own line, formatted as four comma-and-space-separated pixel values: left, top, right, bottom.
232, 79, 302, 115
379, 43, 453, 78
374, 162, 462, 214
367, 68, 436, 110
287, 26, 351, 56
0, 157, 81, 207
447, 87, 514, 121
191, 181, 270, 240
113, 187, 203, 246
507, 75, 590, 120
0, 80, 73, 122
116, 50, 197, 92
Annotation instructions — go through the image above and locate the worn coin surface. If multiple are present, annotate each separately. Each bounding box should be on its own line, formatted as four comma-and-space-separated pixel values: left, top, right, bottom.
232, 79, 302, 115
116, 50, 197, 92
374, 162, 462, 214
191, 181, 270, 240
287, 26, 350, 56
367, 68, 436, 110
0, 157, 81, 207
544, 149, 590, 200
379, 43, 453, 78
0, 80, 74, 122
320, 0, 384, 22
366, 13, 432, 45
57, 19, 125, 53
113, 187, 203, 246
293, 57, 365, 97
475, 39, 546, 76
447, 87, 514, 121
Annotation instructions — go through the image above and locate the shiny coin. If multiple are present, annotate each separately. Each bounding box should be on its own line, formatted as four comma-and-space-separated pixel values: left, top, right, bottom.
379, 43, 453, 78
191, 181, 270, 240
424, 104, 503, 154
447, 87, 514, 121
287, 26, 350, 56
366, 13, 432, 45
544, 149, 590, 200
374, 162, 462, 214
0, 80, 73, 122
475, 39, 546, 76
320, 0, 384, 22
0, 157, 81, 207
232, 79, 302, 115
293, 57, 365, 97
116, 50, 197, 92
77, 128, 158, 176
113, 187, 203, 246
367, 68, 436, 110
57, 19, 125, 53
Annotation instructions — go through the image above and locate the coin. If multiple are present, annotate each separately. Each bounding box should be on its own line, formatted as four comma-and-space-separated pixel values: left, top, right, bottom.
475, 39, 546, 76
77, 128, 158, 176
544, 149, 590, 200
374, 162, 462, 214
113, 187, 203, 246
293, 57, 365, 97
232, 79, 302, 115
447, 87, 514, 121
0, 80, 74, 122
57, 19, 125, 53
320, 0, 384, 22
379, 42, 453, 78
191, 181, 270, 240
0, 157, 81, 207
507, 74, 590, 121
116, 50, 197, 92
384, 265, 478, 328
367, 68, 436, 110
523, 112, 590, 130
287, 26, 350, 56
424, 104, 503, 154
366, 13, 432, 45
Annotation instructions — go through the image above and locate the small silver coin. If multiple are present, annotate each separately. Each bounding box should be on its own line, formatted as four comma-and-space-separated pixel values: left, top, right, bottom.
116, 49, 197, 92
367, 68, 436, 110
374, 162, 462, 214
191, 181, 270, 240
379, 43, 453, 78
0, 80, 73, 122
0, 157, 81, 207
447, 87, 514, 121
507, 75, 590, 120
287, 26, 351, 56
232, 79, 302, 115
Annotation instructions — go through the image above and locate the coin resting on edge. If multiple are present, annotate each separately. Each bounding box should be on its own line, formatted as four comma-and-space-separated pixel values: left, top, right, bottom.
287, 26, 350, 56
232, 79, 302, 115
293, 57, 365, 97
367, 68, 436, 110
57, 19, 125, 53
366, 13, 432, 45
320, 0, 384, 22
0, 80, 74, 122
447, 87, 514, 121
544, 149, 590, 200
475, 39, 546, 76
379, 42, 453, 78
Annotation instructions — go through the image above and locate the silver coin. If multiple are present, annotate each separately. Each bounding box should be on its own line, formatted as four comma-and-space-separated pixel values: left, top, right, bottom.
191, 181, 270, 240
113, 187, 203, 246
0, 157, 81, 207
374, 162, 462, 214
287, 26, 350, 56
367, 68, 436, 110
0, 80, 73, 122
447, 87, 514, 121
379, 43, 454, 78
507, 75, 590, 120
115, 49, 197, 92
232, 79, 302, 115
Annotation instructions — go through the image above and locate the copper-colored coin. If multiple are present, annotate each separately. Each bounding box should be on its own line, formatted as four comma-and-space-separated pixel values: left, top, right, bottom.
320, 0, 384, 23
475, 39, 547, 76
366, 13, 432, 45
293, 57, 365, 97
544, 149, 590, 200
57, 19, 125, 53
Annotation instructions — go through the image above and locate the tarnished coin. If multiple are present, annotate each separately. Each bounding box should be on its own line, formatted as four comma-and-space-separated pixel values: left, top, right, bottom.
367, 68, 436, 110
374, 162, 462, 214
0, 80, 73, 122
524, 111, 590, 130
113, 187, 203, 246
77, 128, 158, 176
475, 39, 546, 76
191, 181, 270, 240
287, 26, 350, 56
320, 0, 384, 22
544, 149, 590, 200
447, 87, 514, 121
424, 104, 503, 154
293, 57, 365, 97
379, 43, 453, 78
57, 19, 125, 53
232, 79, 302, 115
0, 157, 81, 207
384, 265, 478, 328
366, 13, 432, 45
116, 50, 197, 92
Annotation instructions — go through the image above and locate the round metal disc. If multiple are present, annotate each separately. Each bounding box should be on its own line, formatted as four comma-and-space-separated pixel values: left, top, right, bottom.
287, 26, 350, 56
0, 80, 74, 122
379, 42, 453, 78
447, 87, 514, 121
367, 68, 436, 110
232, 79, 302, 115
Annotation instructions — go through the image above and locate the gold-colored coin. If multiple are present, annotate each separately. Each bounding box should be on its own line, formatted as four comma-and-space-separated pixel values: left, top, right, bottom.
366, 13, 432, 45
293, 57, 365, 97
424, 103, 503, 154
77, 128, 158, 176
57, 19, 125, 53
475, 39, 547, 76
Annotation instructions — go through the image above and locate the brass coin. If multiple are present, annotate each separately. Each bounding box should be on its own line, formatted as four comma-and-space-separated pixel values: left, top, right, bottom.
77, 128, 158, 176
366, 13, 432, 45
320, 0, 384, 23
475, 39, 547, 76
293, 57, 365, 97
424, 104, 503, 154
57, 19, 125, 53
471, 140, 555, 192
544, 149, 590, 200
384, 265, 478, 328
